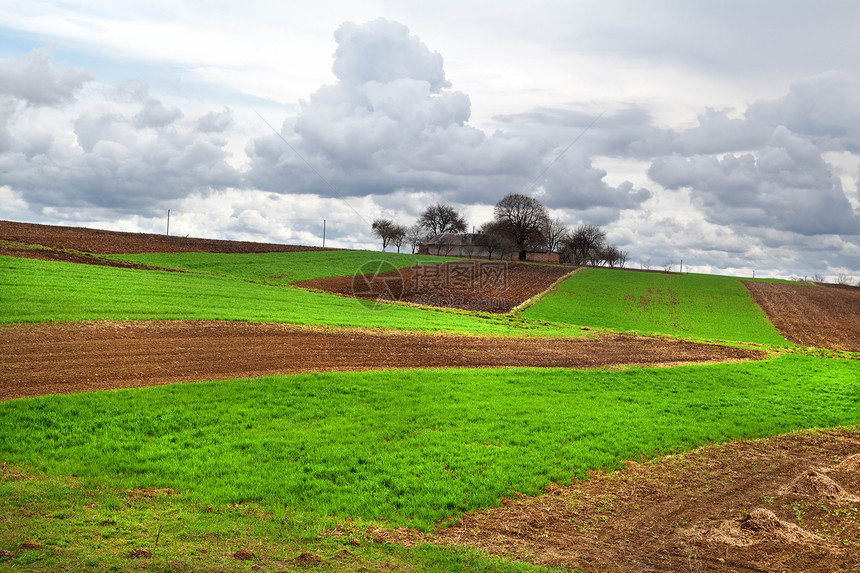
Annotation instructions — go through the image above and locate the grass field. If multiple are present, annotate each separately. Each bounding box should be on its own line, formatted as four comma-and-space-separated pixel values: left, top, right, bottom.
2, 355, 858, 532
108, 250, 462, 285
522, 267, 791, 345
0, 255, 569, 335
3, 254, 796, 344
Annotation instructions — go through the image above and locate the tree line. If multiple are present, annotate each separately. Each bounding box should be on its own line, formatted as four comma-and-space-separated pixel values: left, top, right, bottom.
372, 193, 628, 266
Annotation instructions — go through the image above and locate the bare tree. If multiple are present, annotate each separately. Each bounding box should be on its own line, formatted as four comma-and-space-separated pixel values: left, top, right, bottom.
418, 203, 468, 237
492, 193, 549, 260
562, 224, 606, 265
543, 217, 569, 253
662, 261, 675, 273
835, 273, 852, 285
371, 218, 397, 251
406, 223, 428, 254
480, 220, 515, 260
602, 245, 622, 268
391, 224, 407, 253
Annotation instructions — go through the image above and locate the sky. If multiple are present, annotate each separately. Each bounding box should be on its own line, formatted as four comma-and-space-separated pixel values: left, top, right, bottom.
1, 0, 859, 280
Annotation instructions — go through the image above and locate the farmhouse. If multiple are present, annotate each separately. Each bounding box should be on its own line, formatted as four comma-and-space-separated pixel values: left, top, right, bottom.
419, 232, 559, 263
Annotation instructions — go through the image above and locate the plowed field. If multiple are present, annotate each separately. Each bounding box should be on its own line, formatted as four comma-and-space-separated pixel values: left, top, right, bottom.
0, 321, 763, 401
743, 280, 860, 351
409, 428, 860, 572
297, 261, 573, 312
0, 219, 327, 255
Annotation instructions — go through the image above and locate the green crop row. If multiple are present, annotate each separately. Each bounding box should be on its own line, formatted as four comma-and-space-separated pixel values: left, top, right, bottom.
2, 355, 857, 531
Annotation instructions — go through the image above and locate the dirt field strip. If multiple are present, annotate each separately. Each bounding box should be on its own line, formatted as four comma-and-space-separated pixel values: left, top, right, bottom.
395, 427, 860, 572
743, 281, 860, 352
0, 219, 329, 255
0, 321, 765, 401
297, 261, 575, 313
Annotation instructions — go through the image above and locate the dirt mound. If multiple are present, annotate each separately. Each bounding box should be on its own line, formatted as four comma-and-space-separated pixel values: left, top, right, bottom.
232, 549, 255, 561
127, 548, 152, 559
0, 321, 764, 401
0, 219, 329, 255
833, 453, 860, 472
292, 552, 326, 566
780, 469, 860, 502
743, 280, 860, 351
700, 507, 821, 547
297, 261, 573, 313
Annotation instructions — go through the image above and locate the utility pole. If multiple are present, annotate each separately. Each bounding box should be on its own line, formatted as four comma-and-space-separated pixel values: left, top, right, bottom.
322, 219, 326, 247
166, 210, 170, 236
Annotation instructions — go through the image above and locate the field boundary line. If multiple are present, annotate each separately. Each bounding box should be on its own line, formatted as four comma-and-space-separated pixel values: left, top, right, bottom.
509, 267, 581, 316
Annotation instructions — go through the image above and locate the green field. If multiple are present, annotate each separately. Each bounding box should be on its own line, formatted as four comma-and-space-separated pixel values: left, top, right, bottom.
1, 253, 796, 344
109, 250, 462, 285
1, 248, 858, 571
0, 255, 565, 335
2, 356, 858, 531
522, 267, 790, 345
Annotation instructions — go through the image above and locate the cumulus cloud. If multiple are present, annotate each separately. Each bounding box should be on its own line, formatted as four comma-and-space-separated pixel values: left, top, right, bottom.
745, 71, 860, 152
196, 107, 234, 133
0, 51, 241, 215
245, 18, 649, 226
649, 127, 859, 236
134, 98, 184, 128
0, 15, 856, 279
0, 48, 93, 107
332, 18, 451, 92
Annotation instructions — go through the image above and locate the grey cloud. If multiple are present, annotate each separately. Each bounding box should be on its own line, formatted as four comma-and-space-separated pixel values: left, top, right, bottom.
649, 127, 859, 236
498, 73, 860, 161
74, 111, 134, 152
196, 107, 234, 133
746, 71, 860, 152
0, 100, 16, 153
0, 49, 92, 107
569, 1, 860, 81
493, 106, 661, 159
537, 153, 652, 224
654, 73, 860, 157
332, 18, 450, 92
4, 90, 241, 213
134, 99, 184, 128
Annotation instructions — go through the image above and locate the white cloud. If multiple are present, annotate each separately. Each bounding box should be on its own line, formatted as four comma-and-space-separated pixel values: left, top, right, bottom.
0, 47, 92, 106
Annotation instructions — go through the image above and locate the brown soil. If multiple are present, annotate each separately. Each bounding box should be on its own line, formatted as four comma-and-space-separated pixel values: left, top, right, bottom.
297, 261, 573, 313
0, 241, 184, 270
0, 219, 329, 255
0, 321, 764, 401
232, 549, 256, 561
743, 280, 860, 351
390, 428, 860, 572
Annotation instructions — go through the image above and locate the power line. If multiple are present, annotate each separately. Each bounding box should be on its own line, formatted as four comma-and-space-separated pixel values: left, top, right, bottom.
522, 108, 607, 195
253, 110, 370, 227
